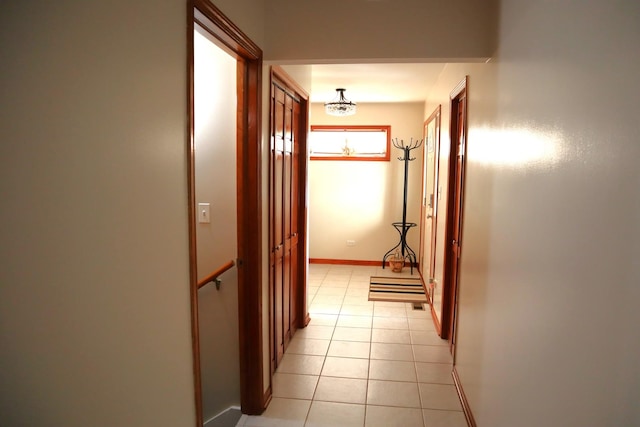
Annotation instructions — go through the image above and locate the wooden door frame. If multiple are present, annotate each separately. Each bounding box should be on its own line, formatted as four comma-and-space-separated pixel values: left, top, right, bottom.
418, 105, 443, 333
187, 0, 265, 422
268, 66, 310, 376
440, 77, 468, 350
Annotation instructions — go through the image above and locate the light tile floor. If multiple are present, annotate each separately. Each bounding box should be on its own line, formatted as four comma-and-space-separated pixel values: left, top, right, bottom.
236, 264, 467, 427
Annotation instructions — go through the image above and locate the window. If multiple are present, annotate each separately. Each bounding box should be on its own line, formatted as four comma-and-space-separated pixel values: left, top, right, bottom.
309, 125, 391, 161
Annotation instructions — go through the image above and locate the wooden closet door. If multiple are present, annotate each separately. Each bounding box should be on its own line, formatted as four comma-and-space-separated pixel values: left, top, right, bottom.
270, 81, 301, 367
289, 100, 300, 333
282, 94, 293, 349
271, 85, 286, 364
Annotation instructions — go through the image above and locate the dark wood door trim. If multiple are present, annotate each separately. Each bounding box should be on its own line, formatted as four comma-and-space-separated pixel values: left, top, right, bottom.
441, 77, 468, 350
188, 0, 265, 421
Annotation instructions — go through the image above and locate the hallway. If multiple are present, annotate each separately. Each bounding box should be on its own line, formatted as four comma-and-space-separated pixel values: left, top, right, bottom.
237, 264, 466, 427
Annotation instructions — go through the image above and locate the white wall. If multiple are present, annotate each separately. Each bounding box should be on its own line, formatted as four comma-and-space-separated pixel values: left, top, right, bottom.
264, 0, 497, 62
308, 103, 424, 262
0, 2, 194, 426
194, 25, 240, 420
426, 1, 640, 425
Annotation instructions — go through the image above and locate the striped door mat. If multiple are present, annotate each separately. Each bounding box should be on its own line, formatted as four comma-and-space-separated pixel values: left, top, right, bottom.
368, 276, 427, 303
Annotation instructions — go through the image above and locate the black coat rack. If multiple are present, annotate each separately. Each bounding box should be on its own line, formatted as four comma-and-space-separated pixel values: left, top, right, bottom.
382, 137, 423, 273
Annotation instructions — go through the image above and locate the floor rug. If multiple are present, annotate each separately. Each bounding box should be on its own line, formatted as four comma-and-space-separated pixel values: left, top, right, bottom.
368, 276, 427, 303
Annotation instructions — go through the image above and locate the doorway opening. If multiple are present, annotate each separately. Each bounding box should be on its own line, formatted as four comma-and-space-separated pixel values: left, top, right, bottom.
188, 1, 265, 425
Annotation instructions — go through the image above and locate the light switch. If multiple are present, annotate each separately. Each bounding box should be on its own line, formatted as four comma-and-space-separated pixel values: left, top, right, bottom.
198, 203, 211, 224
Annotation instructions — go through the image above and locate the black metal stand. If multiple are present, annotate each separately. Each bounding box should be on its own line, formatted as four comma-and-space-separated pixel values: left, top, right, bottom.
382, 138, 423, 274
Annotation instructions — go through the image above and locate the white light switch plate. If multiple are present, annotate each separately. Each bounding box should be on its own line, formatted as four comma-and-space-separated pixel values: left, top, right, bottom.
198, 203, 211, 224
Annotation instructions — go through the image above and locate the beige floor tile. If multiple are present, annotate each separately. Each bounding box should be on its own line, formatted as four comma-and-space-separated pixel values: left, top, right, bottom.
370, 343, 414, 361
243, 397, 310, 427
367, 380, 421, 408
365, 405, 424, 427
343, 296, 374, 306
373, 305, 408, 318
321, 356, 369, 379
308, 304, 341, 315
272, 373, 319, 399
415, 363, 453, 384
340, 304, 374, 316
316, 287, 347, 296
408, 318, 431, 331
295, 325, 335, 340
333, 327, 372, 342
369, 360, 417, 382
326, 273, 351, 279
347, 280, 370, 289
313, 376, 368, 404
346, 288, 369, 297
327, 340, 371, 359
337, 314, 373, 328
305, 401, 366, 427
374, 300, 408, 307
412, 345, 452, 364
418, 384, 463, 411
277, 354, 325, 375
307, 314, 338, 327
410, 330, 448, 346
371, 329, 411, 344
325, 275, 352, 281
350, 268, 376, 277
312, 294, 344, 305
286, 338, 330, 356
323, 279, 350, 288
406, 305, 430, 318
372, 316, 409, 330
422, 409, 467, 427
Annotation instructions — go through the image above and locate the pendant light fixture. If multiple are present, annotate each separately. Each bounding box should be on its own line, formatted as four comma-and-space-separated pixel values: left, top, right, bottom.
324, 88, 357, 116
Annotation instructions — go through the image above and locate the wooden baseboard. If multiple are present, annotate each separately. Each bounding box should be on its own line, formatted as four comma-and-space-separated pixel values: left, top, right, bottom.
309, 258, 420, 269
430, 304, 442, 337
261, 385, 272, 414
302, 312, 311, 327
309, 258, 382, 266
452, 366, 477, 427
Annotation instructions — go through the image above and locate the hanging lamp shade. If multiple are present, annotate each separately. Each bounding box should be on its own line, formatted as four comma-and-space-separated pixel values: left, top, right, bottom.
324, 88, 357, 116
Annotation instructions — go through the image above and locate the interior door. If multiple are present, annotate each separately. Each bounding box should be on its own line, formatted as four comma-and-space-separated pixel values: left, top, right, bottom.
443, 81, 467, 356
270, 78, 303, 368
419, 107, 442, 306
271, 86, 285, 364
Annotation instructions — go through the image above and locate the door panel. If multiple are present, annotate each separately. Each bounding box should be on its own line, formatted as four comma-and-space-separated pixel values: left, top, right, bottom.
289, 100, 301, 332
441, 78, 467, 358
449, 93, 466, 355
272, 88, 286, 363
270, 78, 304, 368
419, 107, 442, 317
283, 96, 293, 345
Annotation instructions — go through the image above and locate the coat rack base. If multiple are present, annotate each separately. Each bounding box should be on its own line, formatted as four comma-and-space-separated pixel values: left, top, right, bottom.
382, 222, 417, 274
